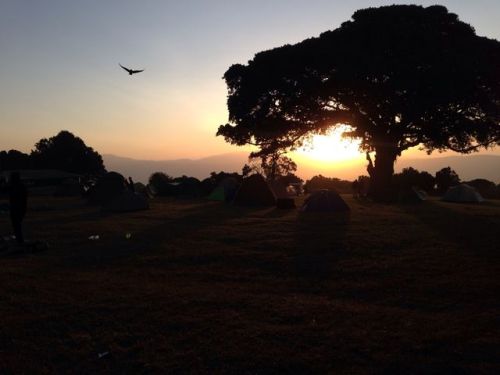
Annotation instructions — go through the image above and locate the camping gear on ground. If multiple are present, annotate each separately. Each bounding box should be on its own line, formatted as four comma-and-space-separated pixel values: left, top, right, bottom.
300, 189, 350, 212
234, 174, 276, 206
442, 184, 484, 203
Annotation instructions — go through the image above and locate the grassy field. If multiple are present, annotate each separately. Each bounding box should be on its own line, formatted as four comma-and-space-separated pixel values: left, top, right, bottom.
0, 194, 499, 374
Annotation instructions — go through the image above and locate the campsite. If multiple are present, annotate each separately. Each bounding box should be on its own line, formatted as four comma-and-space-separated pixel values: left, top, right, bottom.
1, 190, 499, 373
2, 1, 500, 373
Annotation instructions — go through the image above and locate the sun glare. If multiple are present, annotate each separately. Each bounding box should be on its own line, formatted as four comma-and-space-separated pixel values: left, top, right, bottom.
297, 125, 362, 163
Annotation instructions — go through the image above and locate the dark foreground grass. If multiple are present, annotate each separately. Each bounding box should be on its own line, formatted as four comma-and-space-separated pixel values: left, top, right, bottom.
0, 195, 499, 374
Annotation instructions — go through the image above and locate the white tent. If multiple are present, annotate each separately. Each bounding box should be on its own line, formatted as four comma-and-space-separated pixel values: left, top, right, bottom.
442, 184, 484, 203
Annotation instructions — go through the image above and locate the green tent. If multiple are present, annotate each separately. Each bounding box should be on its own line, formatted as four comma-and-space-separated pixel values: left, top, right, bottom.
207, 177, 240, 202
208, 186, 225, 201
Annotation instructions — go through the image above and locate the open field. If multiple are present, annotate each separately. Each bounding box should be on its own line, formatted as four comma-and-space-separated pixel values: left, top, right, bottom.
0, 195, 499, 374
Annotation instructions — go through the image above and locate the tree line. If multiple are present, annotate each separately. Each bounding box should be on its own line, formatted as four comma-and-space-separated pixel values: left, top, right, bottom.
0, 131, 105, 175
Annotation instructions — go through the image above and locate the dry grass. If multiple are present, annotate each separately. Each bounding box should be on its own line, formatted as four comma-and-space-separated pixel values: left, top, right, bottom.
0, 195, 499, 374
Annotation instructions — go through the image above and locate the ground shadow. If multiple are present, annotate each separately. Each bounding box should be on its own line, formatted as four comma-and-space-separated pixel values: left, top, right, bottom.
291, 212, 349, 285
401, 199, 500, 258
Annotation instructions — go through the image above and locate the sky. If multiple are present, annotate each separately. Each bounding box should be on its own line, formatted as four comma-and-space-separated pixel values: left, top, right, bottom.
1, 0, 499, 166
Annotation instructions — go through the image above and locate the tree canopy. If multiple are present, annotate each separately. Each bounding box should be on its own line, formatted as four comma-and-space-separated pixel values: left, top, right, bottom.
304, 175, 353, 194
148, 172, 175, 196
392, 167, 435, 193
435, 166, 460, 194
217, 5, 500, 200
31, 131, 105, 175
242, 153, 297, 181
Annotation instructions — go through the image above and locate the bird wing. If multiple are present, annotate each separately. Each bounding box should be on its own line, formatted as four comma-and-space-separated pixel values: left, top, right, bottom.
119, 64, 132, 73
131, 69, 144, 74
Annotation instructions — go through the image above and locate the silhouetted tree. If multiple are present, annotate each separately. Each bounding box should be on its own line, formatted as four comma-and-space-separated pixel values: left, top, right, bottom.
31, 131, 105, 175
0, 150, 31, 171
392, 167, 435, 192
242, 153, 297, 180
305, 175, 352, 194
217, 5, 500, 201
148, 172, 175, 195
417, 171, 436, 193
435, 167, 460, 194
277, 173, 303, 186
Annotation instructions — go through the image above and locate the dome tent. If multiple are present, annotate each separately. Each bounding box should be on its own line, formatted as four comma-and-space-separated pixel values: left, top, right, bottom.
234, 174, 276, 206
301, 189, 350, 212
442, 184, 484, 203
208, 177, 240, 202
88, 172, 126, 205
398, 186, 427, 204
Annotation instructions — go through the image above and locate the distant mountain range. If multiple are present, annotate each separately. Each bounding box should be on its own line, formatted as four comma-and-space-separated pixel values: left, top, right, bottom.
103, 153, 500, 184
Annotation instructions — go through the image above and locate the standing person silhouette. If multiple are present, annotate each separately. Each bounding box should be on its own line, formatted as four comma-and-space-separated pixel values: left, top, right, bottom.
8, 172, 27, 244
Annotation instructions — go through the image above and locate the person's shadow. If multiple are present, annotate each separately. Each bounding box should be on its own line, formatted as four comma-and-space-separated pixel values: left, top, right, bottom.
292, 212, 349, 286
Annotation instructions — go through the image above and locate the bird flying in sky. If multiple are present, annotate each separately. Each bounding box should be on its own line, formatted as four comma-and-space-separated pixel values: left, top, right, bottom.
119, 64, 144, 75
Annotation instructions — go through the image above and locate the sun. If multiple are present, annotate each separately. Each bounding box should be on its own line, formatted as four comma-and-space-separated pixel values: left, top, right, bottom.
297, 125, 362, 163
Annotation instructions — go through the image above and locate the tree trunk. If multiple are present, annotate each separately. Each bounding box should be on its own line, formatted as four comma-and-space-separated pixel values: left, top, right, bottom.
368, 145, 398, 202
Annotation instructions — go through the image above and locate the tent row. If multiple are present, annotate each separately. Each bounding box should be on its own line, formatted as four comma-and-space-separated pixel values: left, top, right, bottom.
192, 175, 488, 211
208, 174, 351, 213
67, 171, 491, 214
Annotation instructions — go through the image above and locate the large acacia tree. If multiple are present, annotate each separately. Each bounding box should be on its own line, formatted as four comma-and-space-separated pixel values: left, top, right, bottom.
217, 5, 500, 200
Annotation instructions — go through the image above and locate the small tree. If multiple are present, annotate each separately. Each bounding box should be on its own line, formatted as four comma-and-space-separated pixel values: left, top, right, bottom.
417, 171, 436, 193
392, 167, 435, 192
31, 131, 105, 175
435, 167, 460, 194
148, 172, 174, 195
305, 175, 352, 193
242, 152, 297, 181
277, 173, 303, 186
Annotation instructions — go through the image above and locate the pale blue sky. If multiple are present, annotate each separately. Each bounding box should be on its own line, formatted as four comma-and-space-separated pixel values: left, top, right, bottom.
1, 0, 499, 160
